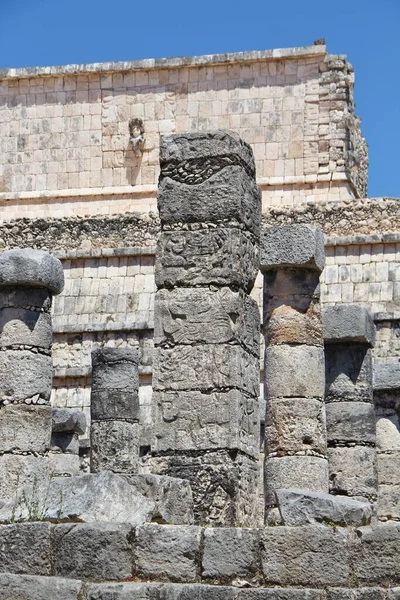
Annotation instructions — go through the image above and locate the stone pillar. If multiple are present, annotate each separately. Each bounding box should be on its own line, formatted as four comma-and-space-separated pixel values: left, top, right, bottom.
50, 408, 87, 476
90, 347, 140, 473
260, 225, 328, 518
0, 249, 64, 503
323, 305, 378, 502
150, 131, 261, 526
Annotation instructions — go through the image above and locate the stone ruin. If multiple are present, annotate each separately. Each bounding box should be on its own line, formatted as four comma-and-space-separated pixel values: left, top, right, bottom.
0, 131, 399, 599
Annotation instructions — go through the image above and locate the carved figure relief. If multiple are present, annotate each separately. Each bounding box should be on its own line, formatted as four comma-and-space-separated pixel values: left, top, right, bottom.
160, 154, 255, 185
128, 118, 146, 157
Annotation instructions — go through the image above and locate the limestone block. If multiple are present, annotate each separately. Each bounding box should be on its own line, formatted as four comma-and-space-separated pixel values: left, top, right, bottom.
325, 345, 373, 403
323, 305, 375, 346
135, 524, 201, 583
325, 402, 376, 444
350, 524, 400, 586
264, 456, 329, 507
265, 397, 326, 456
0, 471, 155, 525
326, 588, 387, 600
158, 166, 261, 236
264, 298, 323, 347
91, 389, 140, 421
152, 390, 259, 458
154, 287, 260, 356
328, 446, 378, 499
52, 523, 134, 581
49, 453, 80, 476
90, 420, 140, 473
374, 361, 400, 391
0, 404, 51, 453
52, 408, 86, 435
155, 228, 259, 293
263, 267, 321, 299
122, 473, 194, 525
0, 249, 64, 295
0, 287, 51, 311
275, 489, 372, 527
91, 347, 139, 391
153, 345, 259, 397
377, 452, 400, 485
377, 484, 400, 520
376, 413, 400, 452
0, 454, 49, 505
0, 573, 84, 600
51, 432, 80, 454
260, 225, 325, 273
86, 583, 239, 599
149, 451, 259, 526
265, 345, 325, 399
0, 308, 52, 349
0, 522, 51, 575
202, 527, 259, 580
237, 590, 326, 599
0, 350, 53, 404
260, 526, 350, 587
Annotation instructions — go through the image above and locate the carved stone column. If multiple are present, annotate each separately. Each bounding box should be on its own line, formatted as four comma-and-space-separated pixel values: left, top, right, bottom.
0, 249, 64, 502
260, 225, 329, 519
150, 131, 261, 526
90, 347, 140, 473
323, 305, 378, 502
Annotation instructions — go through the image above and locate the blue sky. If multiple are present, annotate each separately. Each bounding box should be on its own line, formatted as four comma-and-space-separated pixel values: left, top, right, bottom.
0, 0, 399, 198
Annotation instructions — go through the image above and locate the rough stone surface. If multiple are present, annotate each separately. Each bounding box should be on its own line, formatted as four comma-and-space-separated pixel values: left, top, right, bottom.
263, 268, 321, 299
325, 345, 373, 403
51, 407, 86, 434
275, 489, 372, 527
49, 452, 80, 476
51, 432, 80, 454
91, 347, 140, 391
0, 470, 155, 524
328, 446, 378, 500
90, 389, 140, 421
264, 298, 323, 347
326, 589, 388, 600
264, 456, 329, 507
0, 404, 51, 453
90, 420, 140, 473
152, 390, 259, 458
0, 307, 52, 348
154, 287, 260, 356
260, 225, 325, 273
0, 350, 53, 403
52, 522, 134, 581
135, 524, 201, 583
264, 345, 325, 399
122, 473, 194, 525
350, 524, 400, 586
325, 402, 376, 444
0, 249, 64, 294
0, 573, 83, 600
202, 527, 259, 580
265, 397, 326, 456
260, 526, 350, 587
155, 228, 259, 293
0, 454, 49, 505
153, 345, 259, 397
86, 582, 238, 599
323, 305, 375, 346
374, 361, 400, 391
0, 522, 51, 575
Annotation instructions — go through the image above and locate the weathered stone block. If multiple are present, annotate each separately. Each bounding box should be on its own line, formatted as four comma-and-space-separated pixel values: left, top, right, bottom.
328, 446, 378, 499
275, 489, 372, 527
260, 225, 325, 273
323, 305, 375, 346
265, 397, 326, 456
260, 526, 350, 587
0, 404, 51, 453
52, 522, 134, 581
0, 307, 52, 348
325, 402, 376, 444
374, 361, 400, 391
264, 298, 323, 347
376, 412, 400, 452
0, 350, 53, 403
377, 452, 400, 485
152, 390, 259, 458
0, 454, 49, 505
0, 286, 51, 311
154, 287, 260, 356
265, 345, 325, 399
49, 452, 80, 476
263, 267, 321, 299
91, 347, 139, 391
326, 589, 387, 600
52, 407, 86, 434
90, 420, 140, 473
0, 522, 51, 575
350, 524, 400, 585
51, 432, 79, 454
265, 456, 329, 507
377, 484, 400, 520
155, 228, 259, 293
153, 345, 259, 397
149, 451, 259, 526
135, 524, 201, 582
238, 591, 326, 599
86, 582, 238, 599
325, 345, 373, 403
202, 527, 259, 580
0, 249, 64, 294
91, 389, 140, 421
159, 167, 261, 236
122, 473, 194, 525
0, 573, 83, 600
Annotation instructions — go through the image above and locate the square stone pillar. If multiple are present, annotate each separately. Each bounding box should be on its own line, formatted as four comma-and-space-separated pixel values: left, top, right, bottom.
150, 131, 261, 526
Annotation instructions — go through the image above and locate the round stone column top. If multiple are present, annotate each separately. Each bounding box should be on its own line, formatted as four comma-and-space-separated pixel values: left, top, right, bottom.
92, 347, 140, 366
0, 249, 64, 294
